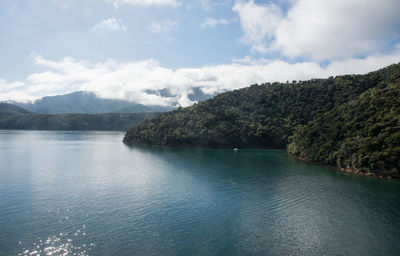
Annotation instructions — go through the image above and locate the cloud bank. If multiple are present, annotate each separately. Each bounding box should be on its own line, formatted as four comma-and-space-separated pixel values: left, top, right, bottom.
1, 49, 399, 106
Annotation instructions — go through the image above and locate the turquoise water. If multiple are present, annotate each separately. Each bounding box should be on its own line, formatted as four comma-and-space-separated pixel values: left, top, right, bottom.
0, 130, 399, 256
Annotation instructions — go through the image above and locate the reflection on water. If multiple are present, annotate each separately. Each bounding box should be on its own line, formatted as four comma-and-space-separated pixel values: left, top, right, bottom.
17, 208, 95, 256
0, 130, 399, 256
19, 230, 94, 256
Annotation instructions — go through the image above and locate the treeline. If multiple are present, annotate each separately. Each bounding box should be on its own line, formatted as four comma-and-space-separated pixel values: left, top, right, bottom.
0, 103, 159, 131
123, 63, 400, 177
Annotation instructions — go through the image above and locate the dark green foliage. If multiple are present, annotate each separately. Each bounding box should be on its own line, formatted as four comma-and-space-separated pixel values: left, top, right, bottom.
0, 103, 159, 131
288, 67, 400, 177
124, 63, 400, 177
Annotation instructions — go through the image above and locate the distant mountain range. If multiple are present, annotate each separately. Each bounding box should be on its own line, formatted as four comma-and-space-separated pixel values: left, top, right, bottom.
9, 91, 172, 114
0, 103, 159, 131
6, 89, 215, 115
0, 88, 215, 131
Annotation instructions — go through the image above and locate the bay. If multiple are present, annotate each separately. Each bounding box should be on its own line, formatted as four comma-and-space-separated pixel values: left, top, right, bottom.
0, 130, 399, 255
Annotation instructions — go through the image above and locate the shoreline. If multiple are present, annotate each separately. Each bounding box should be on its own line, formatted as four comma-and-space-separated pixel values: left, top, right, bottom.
289, 155, 399, 180
124, 141, 399, 180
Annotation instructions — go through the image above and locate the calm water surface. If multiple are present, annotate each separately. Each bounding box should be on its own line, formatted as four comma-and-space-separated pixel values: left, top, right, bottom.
0, 130, 399, 256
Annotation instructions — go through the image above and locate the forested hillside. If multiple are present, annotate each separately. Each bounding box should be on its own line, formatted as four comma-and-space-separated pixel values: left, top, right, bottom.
0, 103, 158, 131
288, 70, 400, 177
124, 63, 400, 177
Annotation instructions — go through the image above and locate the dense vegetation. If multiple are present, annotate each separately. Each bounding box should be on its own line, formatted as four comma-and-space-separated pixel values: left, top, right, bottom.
0, 103, 158, 131
288, 71, 400, 177
124, 63, 400, 177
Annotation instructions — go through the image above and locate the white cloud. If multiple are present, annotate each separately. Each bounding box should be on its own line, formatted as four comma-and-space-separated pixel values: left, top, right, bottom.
325, 44, 400, 75
0, 79, 31, 102
233, 0, 283, 53
1, 50, 399, 105
93, 18, 127, 31
147, 19, 178, 34
233, 0, 400, 60
201, 17, 229, 29
112, 0, 181, 8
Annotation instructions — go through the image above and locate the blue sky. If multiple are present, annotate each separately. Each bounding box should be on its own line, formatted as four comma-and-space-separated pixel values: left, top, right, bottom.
1, 0, 400, 106
1, 0, 246, 78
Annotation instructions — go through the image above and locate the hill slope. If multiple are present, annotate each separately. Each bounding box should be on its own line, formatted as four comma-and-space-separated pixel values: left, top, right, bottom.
0, 103, 32, 115
288, 71, 400, 177
123, 63, 400, 177
0, 103, 159, 131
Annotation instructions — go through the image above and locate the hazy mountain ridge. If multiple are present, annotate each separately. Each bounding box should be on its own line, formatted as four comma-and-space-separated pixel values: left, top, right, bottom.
0, 103, 32, 115
10, 91, 173, 114
8, 89, 215, 115
123, 63, 400, 177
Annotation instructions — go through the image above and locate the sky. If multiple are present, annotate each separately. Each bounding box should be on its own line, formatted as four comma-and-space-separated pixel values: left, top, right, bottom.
0, 0, 400, 106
